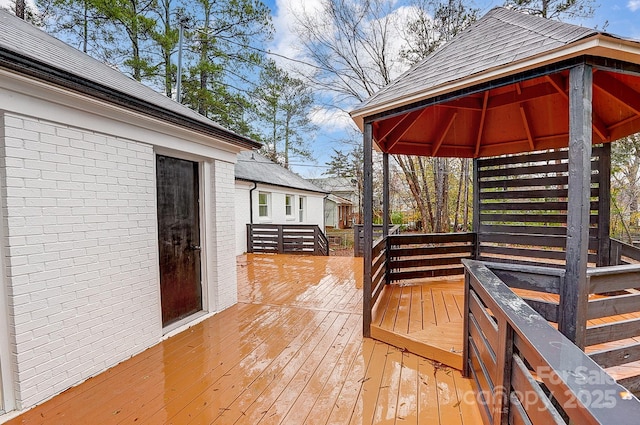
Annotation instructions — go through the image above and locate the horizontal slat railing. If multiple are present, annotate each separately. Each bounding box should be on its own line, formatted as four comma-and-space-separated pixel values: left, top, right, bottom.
483, 262, 564, 324
387, 232, 474, 281
463, 259, 640, 425
354, 224, 400, 257
585, 264, 640, 392
246, 224, 329, 256
371, 236, 387, 306
476, 147, 603, 268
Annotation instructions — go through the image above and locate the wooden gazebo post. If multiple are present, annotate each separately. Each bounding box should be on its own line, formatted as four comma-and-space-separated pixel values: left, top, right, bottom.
561, 63, 593, 348
383, 153, 391, 286
363, 122, 374, 337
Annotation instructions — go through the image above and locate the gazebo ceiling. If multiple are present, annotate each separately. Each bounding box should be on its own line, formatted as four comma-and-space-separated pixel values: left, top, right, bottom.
350, 7, 640, 158
371, 68, 640, 158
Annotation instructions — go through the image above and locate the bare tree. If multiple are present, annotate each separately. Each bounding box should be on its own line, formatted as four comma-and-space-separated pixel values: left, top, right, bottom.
393, 1, 476, 231
293, 0, 401, 103
292, 0, 479, 232
504, 0, 596, 20
611, 134, 640, 241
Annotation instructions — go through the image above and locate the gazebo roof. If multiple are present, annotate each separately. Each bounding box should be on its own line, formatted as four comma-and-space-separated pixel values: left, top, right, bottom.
351, 7, 640, 158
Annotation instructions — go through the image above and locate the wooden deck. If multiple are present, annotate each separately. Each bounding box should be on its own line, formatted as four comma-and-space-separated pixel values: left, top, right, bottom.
370, 278, 465, 370
5, 254, 482, 425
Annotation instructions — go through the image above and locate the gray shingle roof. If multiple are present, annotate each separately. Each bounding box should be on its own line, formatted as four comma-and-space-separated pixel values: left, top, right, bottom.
235, 151, 327, 194
308, 177, 357, 193
352, 7, 599, 116
0, 10, 259, 150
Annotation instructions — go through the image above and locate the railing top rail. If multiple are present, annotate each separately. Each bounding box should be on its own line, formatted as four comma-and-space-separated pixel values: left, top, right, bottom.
248, 223, 321, 229
611, 238, 639, 249
587, 263, 640, 277
388, 231, 475, 238
483, 261, 566, 277
463, 259, 640, 423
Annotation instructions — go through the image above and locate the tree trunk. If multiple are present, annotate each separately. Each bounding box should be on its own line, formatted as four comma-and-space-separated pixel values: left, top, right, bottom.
284, 111, 291, 169
199, 9, 210, 116
83, 0, 88, 53
462, 158, 470, 231
163, 0, 172, 97
16, 0, 25, 19
396, 155, 429, 231
417, 156, 435, 230
433, 157, 449, 232
454, 158, 464, 231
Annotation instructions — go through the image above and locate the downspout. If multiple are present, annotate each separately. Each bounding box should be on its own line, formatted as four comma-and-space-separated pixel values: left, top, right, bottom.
323, 193, 329, 231
249, 182, 258, 224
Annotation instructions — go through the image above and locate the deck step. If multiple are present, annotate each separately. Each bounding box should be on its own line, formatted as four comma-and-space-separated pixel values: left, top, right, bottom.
370, 322, 463, 370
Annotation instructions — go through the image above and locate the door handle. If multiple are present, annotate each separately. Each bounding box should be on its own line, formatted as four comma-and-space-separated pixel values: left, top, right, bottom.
189, 245, 201, 251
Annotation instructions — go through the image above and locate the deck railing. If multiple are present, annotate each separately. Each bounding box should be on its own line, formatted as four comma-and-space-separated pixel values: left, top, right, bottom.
586, 264, 640, 393
463, 259, 640, 425
364, 231, 474, 334
610, 238, 640, 265
387, 232, 475, 281
354, 224, 400, 257
246, 224, 329, 256
482, 261, 564, 325
370, 236, 387, 307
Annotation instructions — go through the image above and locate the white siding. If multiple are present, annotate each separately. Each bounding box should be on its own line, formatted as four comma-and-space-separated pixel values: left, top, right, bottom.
1, 113, 160, 408
251, 186, 324, 227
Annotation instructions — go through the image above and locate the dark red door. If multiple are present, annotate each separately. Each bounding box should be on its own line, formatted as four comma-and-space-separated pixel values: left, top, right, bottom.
156, 155, 202, 327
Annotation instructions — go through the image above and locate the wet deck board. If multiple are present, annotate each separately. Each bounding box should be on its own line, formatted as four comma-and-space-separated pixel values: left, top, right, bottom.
5, 254, 481, 425
370, 278, 466, 369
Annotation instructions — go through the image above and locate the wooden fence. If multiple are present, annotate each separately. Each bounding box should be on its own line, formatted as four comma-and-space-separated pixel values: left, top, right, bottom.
246, 224, 329, 256
483, 261, 564, 325
463, 259, 640, 425
476, 147, 606, 267
387, 233, 475, 281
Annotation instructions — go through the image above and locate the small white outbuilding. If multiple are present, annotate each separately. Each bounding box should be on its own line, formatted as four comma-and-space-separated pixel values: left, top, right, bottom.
234, 151, 327, 255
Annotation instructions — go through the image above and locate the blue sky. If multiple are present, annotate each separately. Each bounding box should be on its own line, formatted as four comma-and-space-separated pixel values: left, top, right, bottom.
261, 0, 640, 177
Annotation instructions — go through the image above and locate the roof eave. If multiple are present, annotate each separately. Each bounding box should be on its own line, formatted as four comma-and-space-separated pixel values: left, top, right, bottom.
350, 34, 640, 131
235, 177, 328, 195
0, 47, 261, 150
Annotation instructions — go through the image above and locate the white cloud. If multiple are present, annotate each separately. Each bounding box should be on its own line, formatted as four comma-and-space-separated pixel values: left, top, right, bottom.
309, 106, 357, 132
269, 0, 324, 73
629, 1, 640, 12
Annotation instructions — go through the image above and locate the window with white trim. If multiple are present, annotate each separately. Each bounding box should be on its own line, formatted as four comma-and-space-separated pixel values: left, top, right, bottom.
258, 192, 271, 218
285, 194, 294, 218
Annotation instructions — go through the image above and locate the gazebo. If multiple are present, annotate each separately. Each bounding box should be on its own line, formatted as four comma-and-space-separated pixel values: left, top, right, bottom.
351, 7, 640, 425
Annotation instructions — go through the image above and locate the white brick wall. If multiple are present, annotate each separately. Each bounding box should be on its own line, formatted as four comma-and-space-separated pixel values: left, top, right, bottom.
211, 160, 237, 310
1, 113, 160, 408
234, 182, 251, 256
